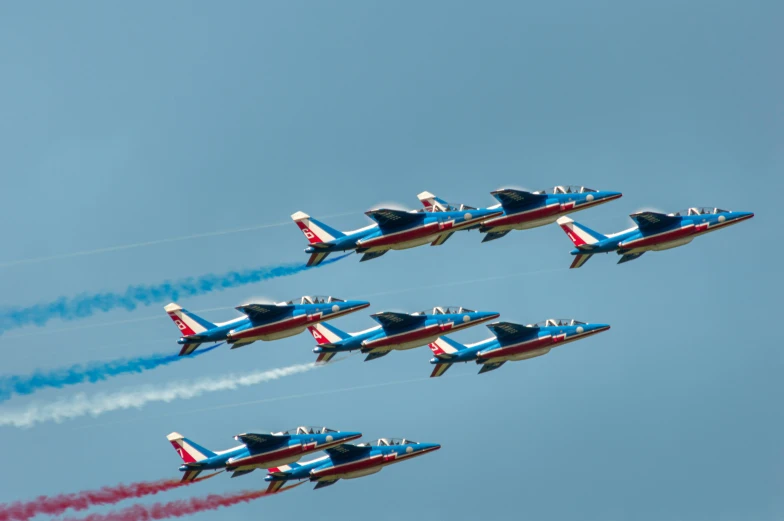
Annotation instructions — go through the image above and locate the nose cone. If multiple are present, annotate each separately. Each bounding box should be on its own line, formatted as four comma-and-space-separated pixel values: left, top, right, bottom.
471, 311, 501, 324
333, 300, 370, 316
587, 323, 611, 334
337, 431, 363, 442
732, 211, 754, 220
415, 442, 441, 454
599, 191, 623, 202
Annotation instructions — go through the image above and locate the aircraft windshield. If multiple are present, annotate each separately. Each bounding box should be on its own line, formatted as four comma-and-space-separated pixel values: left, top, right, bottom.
532, 185, 597, 195
527, 319, 586, 327
669, 207, 729, 217
274, 426, 337, 435
358, 438, 417, 447
420, 203, 477, 213
413, 306, 476, 315
284, 296, 345, 305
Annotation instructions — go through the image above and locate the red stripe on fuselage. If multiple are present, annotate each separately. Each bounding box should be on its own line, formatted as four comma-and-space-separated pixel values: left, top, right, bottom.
229, 314, 309, 340
621, 224, 695, 249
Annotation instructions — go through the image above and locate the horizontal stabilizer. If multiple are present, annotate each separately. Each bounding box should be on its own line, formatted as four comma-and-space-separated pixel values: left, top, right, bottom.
360, 250, 388, 262
430, 363, 452, 378
364, 350, 391, 362
481, 230, 511, 243
180, 469, 203, 482
630, 211, 680, 231
325, 443, 372, 459
178, 342, 202, 356
569, 253, 593, 269
486, 322, 537, 341
431, 232, 454, 246
371, 311, 427, 329
618, 252, 645, 264
236, 303, 293, 321
478, 361, 506, 374
266, 480, 286, 493
491, 188, 546, 208
314, 479, 340, 490
365, 208, 425, 228
307, 251, 331, 267
316, 351, 337, 363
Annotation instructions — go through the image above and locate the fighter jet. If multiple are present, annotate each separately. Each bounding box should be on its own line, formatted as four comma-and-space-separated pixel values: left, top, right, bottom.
291, 205, 503, 266
166, 427, 363, 482
264, 438, 441, 492
428, 319, 610, 377
307, 307, 500, 362
417, 186, 622, 243
164, 296, 370, 355
556, 206, 754, 268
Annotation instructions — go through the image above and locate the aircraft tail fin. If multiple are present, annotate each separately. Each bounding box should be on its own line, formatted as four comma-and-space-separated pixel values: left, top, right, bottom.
427, 336, 465, 359
556, 217, 607, 247
267, 462, 301, 477
291, 211, 345, 245
164, 304, 215, 337
166, 432, 216, 464
417, 191, 450, 211
308, 323, 351, 344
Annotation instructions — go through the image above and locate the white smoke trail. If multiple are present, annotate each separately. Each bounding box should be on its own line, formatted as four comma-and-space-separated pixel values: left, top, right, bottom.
0, 362, 318, 429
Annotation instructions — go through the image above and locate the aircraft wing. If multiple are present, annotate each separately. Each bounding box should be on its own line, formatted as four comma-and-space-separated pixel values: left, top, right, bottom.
235, 432, 288, 449
324, 443, 372, 460
370, 311, 427, 329
364, 350, 391, 362
629, 211, 680, 231
490, 188, 546, 208
235, 304, 294, 322
618, 252, 645, 264
478, 361, 506, 374
313, 479, 340, 490
486, 321, 538, 341
482, 230, 511, 243
365, 209, 425, 229
430, 232, 454, 246
360, 250, 388, 262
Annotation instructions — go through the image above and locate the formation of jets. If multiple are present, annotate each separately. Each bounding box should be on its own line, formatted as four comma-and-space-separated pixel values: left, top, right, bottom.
160, 186, 753, 494
167, 427, 439, 491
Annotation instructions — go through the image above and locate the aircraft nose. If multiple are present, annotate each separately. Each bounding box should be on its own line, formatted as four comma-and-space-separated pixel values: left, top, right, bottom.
339, 431, 363, 441
601, 191, 623, 201
418, 443, 441, 453
348, 300, 371, 311
589, 323, 611, 333
475, 311, 501, 322
736, 211, 754, 220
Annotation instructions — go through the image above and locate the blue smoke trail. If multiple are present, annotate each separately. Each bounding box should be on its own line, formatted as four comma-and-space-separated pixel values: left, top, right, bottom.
0, 344, 222, 403
0, 254, 352, 334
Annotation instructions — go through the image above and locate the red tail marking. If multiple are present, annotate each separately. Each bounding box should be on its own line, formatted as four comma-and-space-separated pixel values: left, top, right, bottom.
308, 326, 329, 344
428, 342, 445, 355
167, 312, 196, 336
295, 221, 323, 244
170, 441, 197, 463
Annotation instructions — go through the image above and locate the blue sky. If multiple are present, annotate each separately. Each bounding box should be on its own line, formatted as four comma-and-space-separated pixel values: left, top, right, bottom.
0, 1, 781, 519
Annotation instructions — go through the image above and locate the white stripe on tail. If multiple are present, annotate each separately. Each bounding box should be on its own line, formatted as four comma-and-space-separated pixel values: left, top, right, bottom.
417, 191, 448, 211
164, 303, 213, 337
166, 432, 216, 463
308, 323, 349, 345
428, 336, 463, 357
291, 211, 342, 244
556, 217, 605, 247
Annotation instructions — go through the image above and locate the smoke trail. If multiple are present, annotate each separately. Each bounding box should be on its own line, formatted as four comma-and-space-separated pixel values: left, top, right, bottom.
0, 254, 351, 334
0, 473, 222, 521
0, 345, 222, 403
56, 483, 303, 521
0, 362, 319, 428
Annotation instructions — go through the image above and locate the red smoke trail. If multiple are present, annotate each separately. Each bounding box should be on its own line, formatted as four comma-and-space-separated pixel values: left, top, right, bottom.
59, 482, 303, 521
0, 473, 221, 521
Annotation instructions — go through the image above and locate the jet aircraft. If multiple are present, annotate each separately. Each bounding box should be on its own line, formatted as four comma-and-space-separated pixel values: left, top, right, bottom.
428, 319, 610, 377
417, 186, 622, 243
556, 207, 754, 268
166, 426, 363, 481
165, 296, 370, 355
291, 205, 503, 266
264, 438, 440, 492
307, 307, 500, 362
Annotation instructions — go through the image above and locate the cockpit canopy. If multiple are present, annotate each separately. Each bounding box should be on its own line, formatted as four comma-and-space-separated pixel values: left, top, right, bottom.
532, 185, 597, 195
358, 438, 417, 447
413, 306, 476, 315
669, 207, 729, 217
419, 203, 477, 213
282, 296, 345, 305
528, 319, 587, 327
274, 426, 338, 435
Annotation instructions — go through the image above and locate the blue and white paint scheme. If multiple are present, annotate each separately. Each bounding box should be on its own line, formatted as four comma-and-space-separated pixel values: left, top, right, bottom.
307, 306, 500, 362
264, 438, 441, 492
417, 186, 622, 243
291, 204, 503, 266
165, 296, 370, 355
166, 426, 363, 482
428, 319, 610, 377
557, 207, 754, 268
